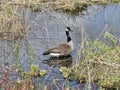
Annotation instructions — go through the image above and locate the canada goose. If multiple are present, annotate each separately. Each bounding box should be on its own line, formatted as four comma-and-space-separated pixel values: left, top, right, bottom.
42, 27, 73, 57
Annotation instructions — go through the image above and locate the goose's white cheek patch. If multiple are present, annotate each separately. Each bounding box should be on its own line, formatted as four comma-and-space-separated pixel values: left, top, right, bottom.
66, 28, 69, 31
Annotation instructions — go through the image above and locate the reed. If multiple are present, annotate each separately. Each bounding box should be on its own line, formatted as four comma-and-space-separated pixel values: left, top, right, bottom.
0, 0, 31, 40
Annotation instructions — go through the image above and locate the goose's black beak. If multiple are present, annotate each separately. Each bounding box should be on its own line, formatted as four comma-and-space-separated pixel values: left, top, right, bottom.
69, 28, 73, 32
69, 29, 73, 32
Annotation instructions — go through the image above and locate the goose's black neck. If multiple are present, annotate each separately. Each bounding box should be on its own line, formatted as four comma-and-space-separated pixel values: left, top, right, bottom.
66, 31, 71, 42
67, 36, 71, 42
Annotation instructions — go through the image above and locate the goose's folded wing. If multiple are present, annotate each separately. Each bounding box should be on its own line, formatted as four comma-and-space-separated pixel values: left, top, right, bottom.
43, 43, 71, 55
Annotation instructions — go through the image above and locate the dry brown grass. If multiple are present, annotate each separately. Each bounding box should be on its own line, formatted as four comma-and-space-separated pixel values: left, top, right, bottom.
0, 0, 30, 40
9, 0, 120, 12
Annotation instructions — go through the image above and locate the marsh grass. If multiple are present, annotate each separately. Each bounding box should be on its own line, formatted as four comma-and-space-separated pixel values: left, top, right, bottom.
0, 0, 31, 40
73, 28, 120, 90
6, 0, 120, 12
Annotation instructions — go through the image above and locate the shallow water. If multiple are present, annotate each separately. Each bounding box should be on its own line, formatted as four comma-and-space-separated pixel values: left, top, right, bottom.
28, 3, 120, 89
0, 3, 120, 90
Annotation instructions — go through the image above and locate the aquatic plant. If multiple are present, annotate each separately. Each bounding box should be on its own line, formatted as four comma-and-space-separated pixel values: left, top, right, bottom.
73, 29, 120, 89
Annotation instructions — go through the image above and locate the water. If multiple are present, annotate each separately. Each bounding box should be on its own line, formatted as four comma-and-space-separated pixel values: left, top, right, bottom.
0, 3, 120, 90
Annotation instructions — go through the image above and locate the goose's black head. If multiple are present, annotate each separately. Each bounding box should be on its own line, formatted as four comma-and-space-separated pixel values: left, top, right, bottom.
66, 27, 72, 32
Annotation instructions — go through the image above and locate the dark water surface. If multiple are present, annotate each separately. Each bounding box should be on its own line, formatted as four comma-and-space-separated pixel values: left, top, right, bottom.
0, 3, 120, 90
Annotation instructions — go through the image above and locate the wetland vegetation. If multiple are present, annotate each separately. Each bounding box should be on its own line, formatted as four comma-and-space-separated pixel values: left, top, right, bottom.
0, 0, 120, 90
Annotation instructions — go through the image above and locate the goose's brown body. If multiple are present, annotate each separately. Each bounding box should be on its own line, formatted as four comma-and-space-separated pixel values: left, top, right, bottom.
42, 27, 73, 57
43, 43, 72, 56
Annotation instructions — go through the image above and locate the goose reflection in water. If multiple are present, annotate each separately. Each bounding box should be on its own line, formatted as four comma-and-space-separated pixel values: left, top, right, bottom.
42, 55, 72, 67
